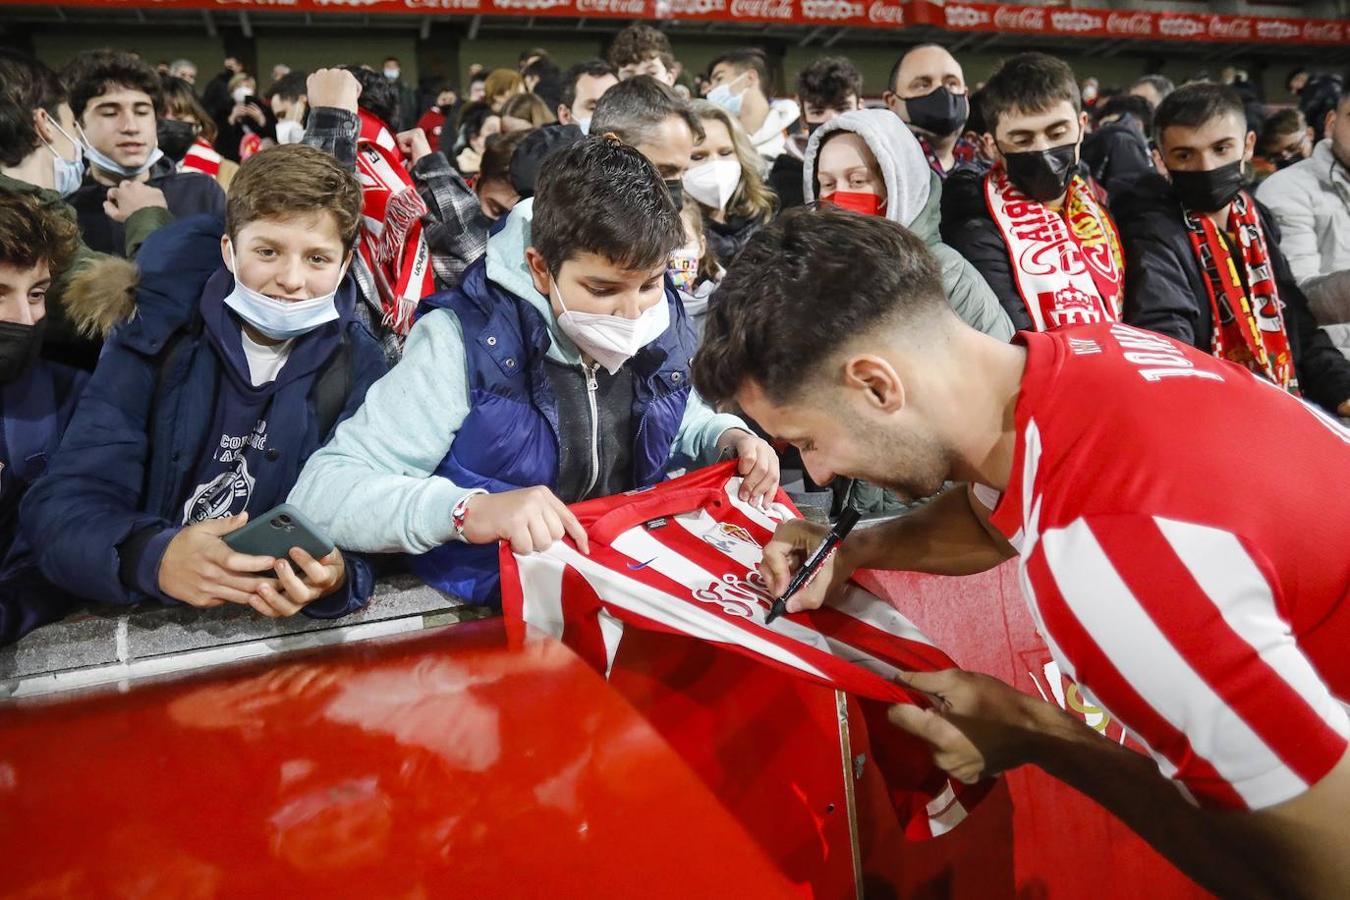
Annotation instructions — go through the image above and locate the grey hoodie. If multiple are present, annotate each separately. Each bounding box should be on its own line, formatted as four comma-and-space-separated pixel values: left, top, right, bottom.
804, 110, 1014, 342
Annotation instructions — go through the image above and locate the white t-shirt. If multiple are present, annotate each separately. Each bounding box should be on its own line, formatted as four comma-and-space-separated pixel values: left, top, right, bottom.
240, 330, 293, 387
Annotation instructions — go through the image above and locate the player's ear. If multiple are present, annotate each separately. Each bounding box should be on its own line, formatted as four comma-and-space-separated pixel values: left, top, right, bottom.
843, 355, 905, 413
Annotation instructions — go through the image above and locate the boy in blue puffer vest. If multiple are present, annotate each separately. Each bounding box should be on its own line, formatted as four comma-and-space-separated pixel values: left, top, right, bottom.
23, 145, 388, 620
289, 137, 778, 606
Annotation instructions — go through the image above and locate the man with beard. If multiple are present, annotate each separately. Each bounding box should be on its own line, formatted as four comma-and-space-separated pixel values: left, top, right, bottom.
692, 205, 1350, 900
1115, 82, 1350, 415
883, 44, 973, 179
1257, 91, 1350, 361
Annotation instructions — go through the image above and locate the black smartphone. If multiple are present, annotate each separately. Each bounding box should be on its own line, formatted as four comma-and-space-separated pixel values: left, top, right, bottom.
223, 504, 334, 576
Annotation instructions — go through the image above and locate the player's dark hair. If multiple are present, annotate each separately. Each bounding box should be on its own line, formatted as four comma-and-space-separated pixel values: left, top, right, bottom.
560, 60, 616, 112
342, 65, 399, 129
590, 75, 703, 147
979, 52, 1081, 133
1154, 82, 1248, 140
0, 49, 67, 166
61, 48, 164, 120
796, 56, 862, 108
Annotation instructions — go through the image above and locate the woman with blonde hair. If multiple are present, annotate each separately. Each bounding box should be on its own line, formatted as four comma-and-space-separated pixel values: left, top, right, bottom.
500, 92, 556, 132
682, 100, 777, 264
483, 69, 525, 114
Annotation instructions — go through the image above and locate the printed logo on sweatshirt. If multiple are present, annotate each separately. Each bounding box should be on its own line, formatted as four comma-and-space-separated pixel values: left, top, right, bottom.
181, 419, 267, 524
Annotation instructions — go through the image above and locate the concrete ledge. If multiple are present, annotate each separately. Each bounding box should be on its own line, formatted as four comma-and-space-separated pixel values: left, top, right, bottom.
0, 575, 485, 699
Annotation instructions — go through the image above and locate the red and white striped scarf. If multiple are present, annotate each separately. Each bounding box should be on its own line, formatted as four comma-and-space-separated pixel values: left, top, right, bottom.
501, 462, 993, 840
354, 110, 435, 335
986, 167, 1124, 331
180, 137, 222, 178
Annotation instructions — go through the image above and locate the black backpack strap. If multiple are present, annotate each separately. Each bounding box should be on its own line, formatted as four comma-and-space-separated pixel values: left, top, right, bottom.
312, 332, 353, 440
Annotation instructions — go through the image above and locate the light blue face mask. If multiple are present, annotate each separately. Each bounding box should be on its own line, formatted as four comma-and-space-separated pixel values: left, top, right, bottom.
41, 118, 85, 198
576, 117, 592, 136
706, 73, 748, 117
223, 244, 346, 341
77, 122, 164, 180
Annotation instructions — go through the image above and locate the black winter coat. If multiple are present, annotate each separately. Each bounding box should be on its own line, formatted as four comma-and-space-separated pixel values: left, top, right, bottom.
1113, 173, 1350, 414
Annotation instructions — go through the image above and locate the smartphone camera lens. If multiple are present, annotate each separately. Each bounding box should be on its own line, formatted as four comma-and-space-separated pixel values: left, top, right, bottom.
273, 514, 294, 530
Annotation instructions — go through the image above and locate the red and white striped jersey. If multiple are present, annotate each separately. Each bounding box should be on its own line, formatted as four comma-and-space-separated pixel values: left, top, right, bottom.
500, 462, 992, 839
986, 322, 1350, 811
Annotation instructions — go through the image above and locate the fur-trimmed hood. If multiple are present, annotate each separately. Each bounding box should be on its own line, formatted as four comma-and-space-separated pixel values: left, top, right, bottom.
61, 255, 138, 339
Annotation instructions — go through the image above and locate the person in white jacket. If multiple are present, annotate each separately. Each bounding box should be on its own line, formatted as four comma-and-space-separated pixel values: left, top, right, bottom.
704, 49, 799, 165
1256, 92, 1350, 359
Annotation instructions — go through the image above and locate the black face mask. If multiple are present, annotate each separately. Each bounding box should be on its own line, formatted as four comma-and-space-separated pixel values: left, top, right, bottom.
1003, 142, 1078, 202
1170, 160, 1246, 213
904, 87, 969, 138
666, 178, 685, 210
156, 119, 198, 163
1272, 150, 1306, 170
0, 318, 47, 384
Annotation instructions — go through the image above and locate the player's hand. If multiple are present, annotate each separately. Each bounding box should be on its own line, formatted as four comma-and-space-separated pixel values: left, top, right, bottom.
758, 518, 855, 614
249, 547, 346, 618
461, 487, 590, 555
306, 68, 362, 113
103, 180, 167, 222
396, 128, 433, 164
718, 428, 780, 507
887, 669, 1057, 784
158, 513, 279, 608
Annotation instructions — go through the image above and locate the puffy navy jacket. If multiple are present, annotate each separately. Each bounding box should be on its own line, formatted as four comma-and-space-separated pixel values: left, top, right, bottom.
21, 215, 389, 616
411, 259, 697, 605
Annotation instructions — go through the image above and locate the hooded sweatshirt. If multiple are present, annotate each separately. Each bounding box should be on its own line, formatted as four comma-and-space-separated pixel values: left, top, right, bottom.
803, 110, 1014, 342
288, 198, 748, 559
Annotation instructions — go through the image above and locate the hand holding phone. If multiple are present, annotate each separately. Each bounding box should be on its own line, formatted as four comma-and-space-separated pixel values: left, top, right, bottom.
224, 505, 346, 618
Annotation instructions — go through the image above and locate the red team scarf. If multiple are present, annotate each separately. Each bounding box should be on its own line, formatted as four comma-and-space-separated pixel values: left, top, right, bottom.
354, 110, 435, 335
500, 462, 993, 840
985, 167, 1125, 331
1182, 192, 1298, 393
179, 137, 222, 178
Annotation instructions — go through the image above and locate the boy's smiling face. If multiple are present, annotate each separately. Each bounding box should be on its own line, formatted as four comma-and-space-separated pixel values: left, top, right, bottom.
526, 248, 666, 319
221, 211, 350, 301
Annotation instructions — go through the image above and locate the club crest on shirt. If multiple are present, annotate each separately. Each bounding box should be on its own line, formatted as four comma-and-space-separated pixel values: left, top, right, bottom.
183, 457, 255, 524
701, 521, 760, 554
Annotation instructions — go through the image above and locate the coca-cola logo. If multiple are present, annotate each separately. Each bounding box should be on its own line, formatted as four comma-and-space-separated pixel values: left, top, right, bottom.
1303, 21, 1344, 42
944, 4, 988, 29
1207, 16, 1252, 40
1157, 15, 1204, 38
1255, 20, 1299, 41
1051, 11, 1102, 34
730, 0, 793, 18
867, 0, 903, 25
994, 5, 1046, 31
802, 0, 862, 20
576, 0, 645, 12
1106, 11, 1152, 37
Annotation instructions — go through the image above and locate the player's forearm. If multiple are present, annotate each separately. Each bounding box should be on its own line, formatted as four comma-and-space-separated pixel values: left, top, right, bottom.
845, 487, 1011, 576
1027, 709, 1278, 899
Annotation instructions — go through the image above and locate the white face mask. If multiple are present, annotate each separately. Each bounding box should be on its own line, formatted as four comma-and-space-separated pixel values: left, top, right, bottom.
232, 87, 254, 105
384, 68, 400, 81
223, 243, 345, 341
575, 117, 592, 136
683, 159, 742, 211
275, 120, 305, 145
551, 277, 670, 375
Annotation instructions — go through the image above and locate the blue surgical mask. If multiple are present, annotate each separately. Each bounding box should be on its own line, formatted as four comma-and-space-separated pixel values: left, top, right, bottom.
223, 244, 345, 341
707, 73, 748, 117
77, 122, 164, 180
576, 117, 592, 136
42, 119, 85, 198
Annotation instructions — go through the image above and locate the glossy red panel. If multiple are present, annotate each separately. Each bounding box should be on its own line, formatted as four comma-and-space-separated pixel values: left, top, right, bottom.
0, 620, 797, 898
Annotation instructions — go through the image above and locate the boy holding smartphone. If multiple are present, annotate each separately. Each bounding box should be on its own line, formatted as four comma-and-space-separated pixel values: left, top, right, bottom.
23, 145, 388, 619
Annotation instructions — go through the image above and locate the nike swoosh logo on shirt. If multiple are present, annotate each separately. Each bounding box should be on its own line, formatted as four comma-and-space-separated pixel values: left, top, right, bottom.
627, 558, 658, 571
